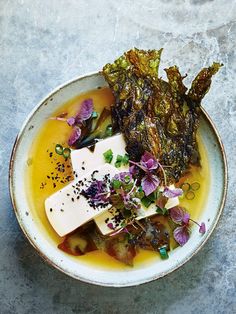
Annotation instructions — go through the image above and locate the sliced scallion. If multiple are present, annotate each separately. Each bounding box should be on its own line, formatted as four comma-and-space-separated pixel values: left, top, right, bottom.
180, 182, 191, 192
159, 247, 169, 259
186, 191, 195, 200
191, 182, 200, 191
63, 147, 71, 159
55, 144, 63, 155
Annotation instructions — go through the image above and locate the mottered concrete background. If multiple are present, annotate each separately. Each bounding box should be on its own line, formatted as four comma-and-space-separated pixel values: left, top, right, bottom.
0, 0, 236, 313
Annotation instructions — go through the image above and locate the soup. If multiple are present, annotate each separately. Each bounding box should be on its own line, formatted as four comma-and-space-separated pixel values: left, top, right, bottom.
26, 86, 209, 270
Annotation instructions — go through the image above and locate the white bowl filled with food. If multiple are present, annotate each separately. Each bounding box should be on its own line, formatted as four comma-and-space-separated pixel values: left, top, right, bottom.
9, 49, 227, 287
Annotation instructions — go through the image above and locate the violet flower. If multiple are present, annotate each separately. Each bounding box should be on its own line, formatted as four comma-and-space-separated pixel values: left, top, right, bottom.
114, 172, 132, 182
66, 98, 93, 146
141, 174, 160, 196
130, 152, 160, 196
68, 128, 81, 146
140, 151, 159, 171
169, 207, 206, 246
173, 226, 190, 246
163, 186, 183, 198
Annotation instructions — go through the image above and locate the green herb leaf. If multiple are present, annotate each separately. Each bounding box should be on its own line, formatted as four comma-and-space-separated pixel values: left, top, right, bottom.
103, 149, 113, 163
141, 197, 152, 208
112, 179, 122, 189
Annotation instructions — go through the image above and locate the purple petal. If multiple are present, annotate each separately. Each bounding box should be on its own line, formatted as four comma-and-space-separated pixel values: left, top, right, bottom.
169, 207, 185, 224
67, 117, 76, 126
76, 98, 93, 121
163, 186, 183, 198
68, 127, 81, 146
199, 222, 206, 234
140, 151, 158, 170
141, 174, 160, 196
114, 172, 132, 182
173, 226, 190, 246
129, 165, 138, 176
182, 212, 190, 224
107, 223, 114, 230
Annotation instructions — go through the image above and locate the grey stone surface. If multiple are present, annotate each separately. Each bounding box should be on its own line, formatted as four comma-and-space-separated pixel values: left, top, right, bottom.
0, 0, 236, 313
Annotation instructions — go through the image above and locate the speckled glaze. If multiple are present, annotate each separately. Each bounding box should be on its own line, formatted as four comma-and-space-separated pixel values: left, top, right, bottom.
9, 72, 227, 287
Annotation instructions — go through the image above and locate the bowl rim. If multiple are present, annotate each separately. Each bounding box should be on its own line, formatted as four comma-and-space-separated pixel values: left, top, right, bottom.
9, 71, 228, 287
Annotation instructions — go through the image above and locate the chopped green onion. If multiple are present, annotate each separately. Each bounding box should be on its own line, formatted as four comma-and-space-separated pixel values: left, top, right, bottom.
103, 149, 113, 163
180, 182, 191, 192
186, 191, 195, 200
191, 182, 200, 191
122, 153, 129, 165
112, 179, 122, 189
115, 161, 122, 168
55, 144, 63, 155
159, 247, 169, 259
91, 111, 98, 118
141, 197, 152, 208
63, 147, 71, 159
105, 124, 113, 136
115, 154, 123, 167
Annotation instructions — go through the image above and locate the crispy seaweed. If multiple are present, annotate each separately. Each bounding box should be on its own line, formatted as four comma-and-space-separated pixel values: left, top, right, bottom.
102, 48, 222, 183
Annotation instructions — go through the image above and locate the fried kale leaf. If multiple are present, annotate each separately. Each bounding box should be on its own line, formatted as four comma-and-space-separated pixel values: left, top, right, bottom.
102, 48, 222, 183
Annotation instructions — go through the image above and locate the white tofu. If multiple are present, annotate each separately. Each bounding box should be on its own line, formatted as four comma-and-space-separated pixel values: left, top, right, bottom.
94, 196, 179, 235
70, 134, 127, 178
45, 164, 120, 237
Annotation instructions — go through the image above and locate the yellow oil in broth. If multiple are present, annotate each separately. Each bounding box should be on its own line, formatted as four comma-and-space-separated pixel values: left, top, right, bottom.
26, 87, 210, 270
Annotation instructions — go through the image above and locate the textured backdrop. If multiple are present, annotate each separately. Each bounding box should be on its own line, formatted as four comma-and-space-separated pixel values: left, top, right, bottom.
0, 0, 236, 313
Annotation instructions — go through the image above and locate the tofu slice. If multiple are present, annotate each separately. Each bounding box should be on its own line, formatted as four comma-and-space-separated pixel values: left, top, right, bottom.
94, 196, 179, 235
45, 164, 120, 237
70, 134, 127, 178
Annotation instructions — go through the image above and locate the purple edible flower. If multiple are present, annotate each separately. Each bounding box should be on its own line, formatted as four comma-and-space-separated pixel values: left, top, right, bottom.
129, 165, 138, 176
199, 222, 206, 234
114, 172, 132, 182
170, 206, 206, 246
68, 128, 81, 146
182, 212, 190, 224
141, 174, 160, 196
140, 152, 158, 171
173, 226, 190, 246
169, 207, 186, 224
75, 98, 93, 123
163, 186, 183, 198
67, 117, 76, 126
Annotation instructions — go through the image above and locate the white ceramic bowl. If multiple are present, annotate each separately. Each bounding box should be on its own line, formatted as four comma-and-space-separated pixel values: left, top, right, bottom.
9, 72, 227, 287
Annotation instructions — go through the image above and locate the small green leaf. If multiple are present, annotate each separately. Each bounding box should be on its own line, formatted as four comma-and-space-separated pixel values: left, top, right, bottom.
112, 179, 122, 189
141, 197, 152, 208
103, 149, 113, 163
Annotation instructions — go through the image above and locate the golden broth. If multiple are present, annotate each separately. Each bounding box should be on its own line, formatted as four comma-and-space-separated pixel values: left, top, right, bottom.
26, 87, 210, 270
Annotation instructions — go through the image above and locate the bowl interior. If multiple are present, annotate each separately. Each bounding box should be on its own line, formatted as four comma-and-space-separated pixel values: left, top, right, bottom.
10, 72, 227, 287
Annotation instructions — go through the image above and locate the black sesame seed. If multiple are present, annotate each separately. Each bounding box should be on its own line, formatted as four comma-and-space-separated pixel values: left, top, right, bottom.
50, 208, 53, 212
